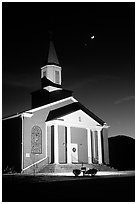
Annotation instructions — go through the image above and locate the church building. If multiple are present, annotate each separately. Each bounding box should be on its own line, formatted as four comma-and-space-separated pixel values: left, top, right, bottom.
3, 37, 110, 174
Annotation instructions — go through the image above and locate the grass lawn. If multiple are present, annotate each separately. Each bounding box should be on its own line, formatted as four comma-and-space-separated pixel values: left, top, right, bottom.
2, 172, 135, 202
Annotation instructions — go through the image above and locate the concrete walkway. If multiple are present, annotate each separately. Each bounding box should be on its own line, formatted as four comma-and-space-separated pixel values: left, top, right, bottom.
37, 170, 135, 177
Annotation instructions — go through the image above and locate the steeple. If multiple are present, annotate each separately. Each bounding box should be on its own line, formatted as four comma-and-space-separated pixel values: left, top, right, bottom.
31, 33, 73, 109
41, 33, 62, 92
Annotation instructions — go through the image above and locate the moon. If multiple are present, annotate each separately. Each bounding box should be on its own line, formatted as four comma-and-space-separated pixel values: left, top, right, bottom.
91, 35, 94, 39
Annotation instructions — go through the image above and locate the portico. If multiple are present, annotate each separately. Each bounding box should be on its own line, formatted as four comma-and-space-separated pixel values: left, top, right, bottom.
46, 119, 107, 165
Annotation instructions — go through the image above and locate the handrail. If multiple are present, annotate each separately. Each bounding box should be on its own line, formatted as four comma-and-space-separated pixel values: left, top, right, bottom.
33, 156, 49, 174
23, 156, 49, 173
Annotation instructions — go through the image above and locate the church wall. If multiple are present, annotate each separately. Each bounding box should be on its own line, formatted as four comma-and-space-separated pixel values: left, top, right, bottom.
23, 98, 74, 171
23, 116, 47, 171
22, 97, 110, 171
71, 127, 88, 163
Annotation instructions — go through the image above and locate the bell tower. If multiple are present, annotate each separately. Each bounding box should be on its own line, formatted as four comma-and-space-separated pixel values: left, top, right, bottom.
31, 33, 72, 109
41, 33, 62, 92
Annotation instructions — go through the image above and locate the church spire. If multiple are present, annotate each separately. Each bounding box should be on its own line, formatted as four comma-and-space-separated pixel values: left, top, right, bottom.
40, 32, 62, 91
47, 39, 60, 66
47, 31, 59, 65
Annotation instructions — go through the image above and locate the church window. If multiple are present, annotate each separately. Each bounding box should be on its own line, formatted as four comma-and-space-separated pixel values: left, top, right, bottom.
78, 116, 81, 122
55, 70, 60, 84
31, 126, 42, 154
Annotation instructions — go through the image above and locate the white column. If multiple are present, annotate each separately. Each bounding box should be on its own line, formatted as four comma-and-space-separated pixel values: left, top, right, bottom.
67, 126, 71, 163
97, 130, 102, 164
54, 124, 59, 164
92, 131, 96, 160
45, 124, 47, 158
87, 128, 92, 163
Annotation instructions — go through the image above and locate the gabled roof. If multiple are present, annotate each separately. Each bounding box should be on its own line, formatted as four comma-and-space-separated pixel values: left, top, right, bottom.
3, 97, 77, 120
31, 87, 73, 109
46, 102, 105, 126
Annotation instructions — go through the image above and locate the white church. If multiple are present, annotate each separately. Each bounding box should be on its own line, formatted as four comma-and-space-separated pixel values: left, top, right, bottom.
3, 37, 110, 174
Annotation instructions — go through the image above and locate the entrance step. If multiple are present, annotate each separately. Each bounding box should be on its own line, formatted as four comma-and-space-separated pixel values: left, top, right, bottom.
39, 163, 117, 173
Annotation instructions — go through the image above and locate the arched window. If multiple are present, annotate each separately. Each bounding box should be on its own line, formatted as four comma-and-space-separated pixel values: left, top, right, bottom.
31, 126, 42, 154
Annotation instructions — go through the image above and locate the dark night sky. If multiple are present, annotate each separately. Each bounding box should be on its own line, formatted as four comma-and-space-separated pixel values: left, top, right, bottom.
2, 2, 135, 138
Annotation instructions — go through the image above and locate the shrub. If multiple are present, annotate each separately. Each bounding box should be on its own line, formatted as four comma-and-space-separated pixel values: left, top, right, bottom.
73, 169, 81, 177
3, 166, 16, 174
86, 168, 98, 176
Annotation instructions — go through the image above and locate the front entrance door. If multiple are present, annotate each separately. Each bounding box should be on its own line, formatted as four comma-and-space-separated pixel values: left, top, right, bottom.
71, 143, 78, 163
